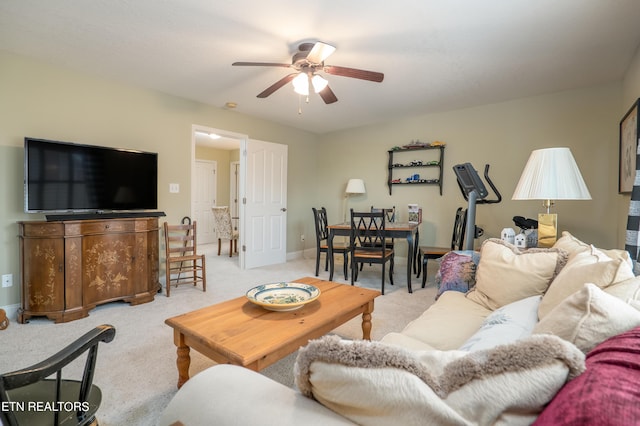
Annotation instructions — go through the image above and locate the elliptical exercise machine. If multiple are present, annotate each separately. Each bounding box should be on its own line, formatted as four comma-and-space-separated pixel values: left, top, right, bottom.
452, 163, 502, 250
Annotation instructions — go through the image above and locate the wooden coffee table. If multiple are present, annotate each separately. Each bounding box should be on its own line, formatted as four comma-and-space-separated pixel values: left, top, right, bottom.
165, 277, 381, 388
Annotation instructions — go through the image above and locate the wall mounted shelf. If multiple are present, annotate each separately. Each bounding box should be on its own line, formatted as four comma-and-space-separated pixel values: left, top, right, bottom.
387, 145, 445, 195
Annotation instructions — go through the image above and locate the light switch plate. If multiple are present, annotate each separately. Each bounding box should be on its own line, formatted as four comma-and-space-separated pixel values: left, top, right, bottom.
169, 183, 180, 193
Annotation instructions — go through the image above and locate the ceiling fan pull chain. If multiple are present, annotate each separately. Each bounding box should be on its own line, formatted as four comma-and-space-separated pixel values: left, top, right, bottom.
298, 95, 303, 115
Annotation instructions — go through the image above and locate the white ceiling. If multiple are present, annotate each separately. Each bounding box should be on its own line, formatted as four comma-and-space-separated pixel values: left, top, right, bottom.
2, 0, 640, 134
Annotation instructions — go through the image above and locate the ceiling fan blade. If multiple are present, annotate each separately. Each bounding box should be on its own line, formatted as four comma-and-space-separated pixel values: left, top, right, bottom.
318, 85, 338, 104
306, 41, 336, 64
323, 65, 384, 82
257, 73, 298, 98
232, 62, 292, 68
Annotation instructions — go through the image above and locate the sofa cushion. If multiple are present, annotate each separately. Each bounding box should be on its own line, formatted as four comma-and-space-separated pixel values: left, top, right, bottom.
603, 275, 640, 301
295, 334, 585, 426
434, 250, 480, 299
379, 333, 438, 351
533, 326, 640, 426
159, 364, 354, 426
459, 295, 541, 351
538, 249, 635, 319
399, 290, 491, 350
466, 239, 568, 310
533, 283, 640, 353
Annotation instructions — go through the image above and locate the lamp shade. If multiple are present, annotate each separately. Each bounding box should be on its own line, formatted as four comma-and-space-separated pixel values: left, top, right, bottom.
292, 73, 309, 95
345, 178, 366, 194
512, 147, 591, 200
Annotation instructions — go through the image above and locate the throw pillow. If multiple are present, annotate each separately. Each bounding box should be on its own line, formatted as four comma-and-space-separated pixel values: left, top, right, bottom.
459, 295, 541, 351
466, 239, 568, 310
552, 231, 591, 255
533, 326, 640, 426
553, 231, 633, 268
603, 275, 640, 301
533, 283, 640, 353
294, 334, 585, 426
434, 250, 480, 299
538, 250, 635, 319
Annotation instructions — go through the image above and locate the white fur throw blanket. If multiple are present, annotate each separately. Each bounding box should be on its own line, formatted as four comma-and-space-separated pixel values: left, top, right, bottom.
294, 335, 585, 426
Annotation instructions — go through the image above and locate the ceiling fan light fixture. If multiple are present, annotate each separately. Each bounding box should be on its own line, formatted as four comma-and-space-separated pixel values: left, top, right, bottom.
311, 75, 328, 93
292, 73, 309, 95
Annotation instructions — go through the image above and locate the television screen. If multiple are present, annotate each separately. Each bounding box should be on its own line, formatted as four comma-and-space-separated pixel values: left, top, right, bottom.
25, 137, 158, 213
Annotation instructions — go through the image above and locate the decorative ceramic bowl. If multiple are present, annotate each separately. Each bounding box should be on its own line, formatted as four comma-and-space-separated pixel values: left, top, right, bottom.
246, 282, 321, 311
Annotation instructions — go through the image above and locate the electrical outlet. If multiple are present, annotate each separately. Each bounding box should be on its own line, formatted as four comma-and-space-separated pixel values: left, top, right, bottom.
2, 274, 12, 288
300, 234, 305, 242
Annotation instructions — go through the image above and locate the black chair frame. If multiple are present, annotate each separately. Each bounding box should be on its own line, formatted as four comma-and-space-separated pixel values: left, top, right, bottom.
350, 209, 394, 295
312, 207, 349, 280
417, 207, 467, 288
0, 324, 116, 426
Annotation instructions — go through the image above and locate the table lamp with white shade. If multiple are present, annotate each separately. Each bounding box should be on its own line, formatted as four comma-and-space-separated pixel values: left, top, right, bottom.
344, 178, 366, 221
512, 147, 591, 247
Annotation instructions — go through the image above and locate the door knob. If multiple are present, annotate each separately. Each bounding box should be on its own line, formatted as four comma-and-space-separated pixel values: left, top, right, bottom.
281, 208, 287, 212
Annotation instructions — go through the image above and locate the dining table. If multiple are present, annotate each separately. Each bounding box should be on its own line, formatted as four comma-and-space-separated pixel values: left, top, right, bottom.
327, 221, 420, 293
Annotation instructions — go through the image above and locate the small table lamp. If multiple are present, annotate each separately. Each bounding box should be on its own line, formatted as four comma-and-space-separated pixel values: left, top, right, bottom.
344, 178, 366, 221
512, 147, 591, 247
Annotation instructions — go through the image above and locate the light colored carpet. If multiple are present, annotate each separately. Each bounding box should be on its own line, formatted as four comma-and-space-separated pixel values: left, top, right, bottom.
0, 245, 437, 425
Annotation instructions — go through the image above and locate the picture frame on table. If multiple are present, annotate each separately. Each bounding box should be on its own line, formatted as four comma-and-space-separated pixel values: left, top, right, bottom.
619, 98, 640, 194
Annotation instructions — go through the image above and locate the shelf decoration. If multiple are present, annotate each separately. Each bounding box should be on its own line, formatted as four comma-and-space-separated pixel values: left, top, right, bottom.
387, 141, 445, 195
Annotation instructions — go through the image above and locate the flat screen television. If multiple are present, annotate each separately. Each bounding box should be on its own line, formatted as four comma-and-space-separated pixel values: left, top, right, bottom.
24, 137, 158, 215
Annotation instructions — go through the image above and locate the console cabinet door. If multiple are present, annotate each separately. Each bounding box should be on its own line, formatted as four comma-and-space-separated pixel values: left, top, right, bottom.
21, 237, 64, 313
82, 233, 135, 305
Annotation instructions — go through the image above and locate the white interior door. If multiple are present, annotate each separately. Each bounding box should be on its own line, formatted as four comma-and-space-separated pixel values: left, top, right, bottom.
243, 139, 287, 269
193, 160, 216, 244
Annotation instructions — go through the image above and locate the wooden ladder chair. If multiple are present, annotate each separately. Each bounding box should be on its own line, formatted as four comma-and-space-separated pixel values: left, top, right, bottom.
163, 221, 207, 297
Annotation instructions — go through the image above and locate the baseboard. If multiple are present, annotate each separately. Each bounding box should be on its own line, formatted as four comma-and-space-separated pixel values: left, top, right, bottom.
1, 303, 20, 321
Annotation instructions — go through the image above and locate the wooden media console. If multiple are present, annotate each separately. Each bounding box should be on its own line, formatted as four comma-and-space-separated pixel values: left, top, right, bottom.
18, 215, 162, 323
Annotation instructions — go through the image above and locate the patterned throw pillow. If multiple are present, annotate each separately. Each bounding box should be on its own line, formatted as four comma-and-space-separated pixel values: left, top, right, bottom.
435, 251, 480, 299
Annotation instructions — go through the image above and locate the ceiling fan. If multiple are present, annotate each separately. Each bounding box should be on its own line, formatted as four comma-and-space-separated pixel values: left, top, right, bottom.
232, 41, 384, 104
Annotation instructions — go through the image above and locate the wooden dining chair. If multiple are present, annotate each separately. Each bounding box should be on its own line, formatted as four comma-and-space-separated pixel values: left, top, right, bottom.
350, 209, 394, 295
312, 207, 350, 280
163, 221, 207, 297
359, 206, 396, 271
416, 207, 467, 288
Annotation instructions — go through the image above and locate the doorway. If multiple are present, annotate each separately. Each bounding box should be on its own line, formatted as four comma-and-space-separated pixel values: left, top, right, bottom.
191, 125, 289, 269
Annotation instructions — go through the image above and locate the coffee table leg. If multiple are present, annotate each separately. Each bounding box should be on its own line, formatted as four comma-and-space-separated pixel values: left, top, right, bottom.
175, 333, 191, 388
361, 301, 374, 340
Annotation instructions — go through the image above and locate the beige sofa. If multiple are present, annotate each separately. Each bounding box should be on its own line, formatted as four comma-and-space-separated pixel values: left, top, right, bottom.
160, 232, 640, 426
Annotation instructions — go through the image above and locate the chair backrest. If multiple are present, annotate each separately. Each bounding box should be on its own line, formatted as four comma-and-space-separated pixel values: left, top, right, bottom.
312, 207, 329, 245
351, 209, 388, 252
211, 206, 234, 239
451, 207, 467, 250
0, 324, 116, 426
371, 206, 395, 223
164, 221, 199, 259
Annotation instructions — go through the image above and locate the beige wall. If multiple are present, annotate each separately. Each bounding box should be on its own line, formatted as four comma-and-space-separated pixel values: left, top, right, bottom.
0, 51, 319, 308
317, 83, 622, 257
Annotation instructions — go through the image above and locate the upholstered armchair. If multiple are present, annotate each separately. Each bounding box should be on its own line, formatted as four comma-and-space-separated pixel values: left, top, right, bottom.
211, 206, 239, 257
